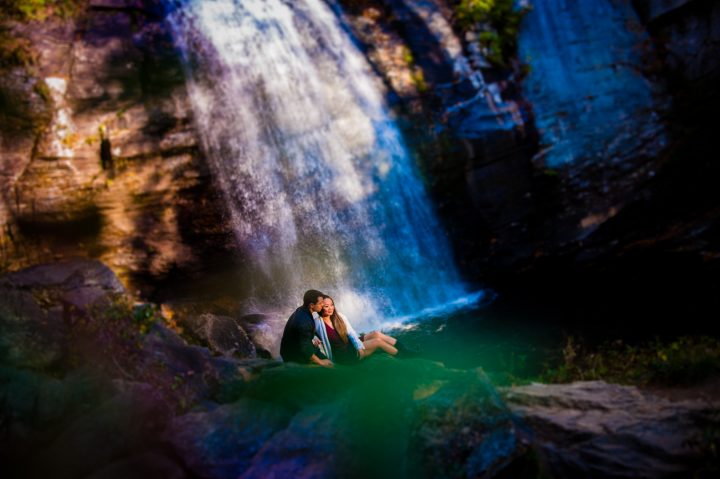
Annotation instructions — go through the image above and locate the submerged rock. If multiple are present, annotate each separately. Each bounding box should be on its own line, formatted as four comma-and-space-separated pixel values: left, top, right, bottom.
501, 380, 717, 478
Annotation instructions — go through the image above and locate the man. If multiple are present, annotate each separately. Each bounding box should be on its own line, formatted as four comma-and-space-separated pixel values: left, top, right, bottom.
280, 289, 333, 367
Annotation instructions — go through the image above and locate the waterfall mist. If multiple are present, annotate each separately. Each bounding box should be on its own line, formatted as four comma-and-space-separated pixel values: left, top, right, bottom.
167, 0, 473, 330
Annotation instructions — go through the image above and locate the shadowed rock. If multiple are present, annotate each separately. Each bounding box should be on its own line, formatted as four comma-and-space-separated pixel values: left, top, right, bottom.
237, 313, 277, 358
240, 404, 346, 479
0, 259, 125, 369
85, 452, 188, 479
501, 380, 717, 478
27, 381, 172, 479
181, 313, 256, 359
212, 358, 529, 479
0, 258, 124, 293
167, 398, 292, 479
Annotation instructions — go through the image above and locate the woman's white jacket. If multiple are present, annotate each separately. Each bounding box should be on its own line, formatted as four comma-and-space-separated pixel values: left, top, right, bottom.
313, 312, 364, 361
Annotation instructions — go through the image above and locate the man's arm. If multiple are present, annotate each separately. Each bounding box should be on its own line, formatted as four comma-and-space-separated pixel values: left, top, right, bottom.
309, 353, 333, 368
299, 313, 332, 367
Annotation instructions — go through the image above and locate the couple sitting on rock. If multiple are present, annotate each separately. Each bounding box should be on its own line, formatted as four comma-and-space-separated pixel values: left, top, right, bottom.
280, 289, 416, 367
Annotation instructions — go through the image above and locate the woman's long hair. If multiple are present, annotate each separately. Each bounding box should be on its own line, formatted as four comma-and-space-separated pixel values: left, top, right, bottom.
324, 296, 349, 344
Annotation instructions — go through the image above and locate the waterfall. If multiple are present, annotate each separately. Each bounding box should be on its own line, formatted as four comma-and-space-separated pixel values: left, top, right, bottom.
166, 0, 473, 329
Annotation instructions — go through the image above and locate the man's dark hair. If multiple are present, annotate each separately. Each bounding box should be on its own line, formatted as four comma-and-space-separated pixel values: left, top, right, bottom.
303, 289, 325, 308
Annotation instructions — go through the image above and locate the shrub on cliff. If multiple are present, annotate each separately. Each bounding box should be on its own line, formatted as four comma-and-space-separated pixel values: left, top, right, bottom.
454, 0, 530, 67
1, 0, 84, 21
541, 335, 720, 386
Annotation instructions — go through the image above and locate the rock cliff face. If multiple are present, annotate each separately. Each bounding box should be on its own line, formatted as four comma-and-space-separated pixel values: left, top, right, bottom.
517, 0, 667, 238
334, 0, 714, 271
633, 0, 719, 99
0, 0, 717, 319
0, 0, 235, 299
332, 0, 718, 334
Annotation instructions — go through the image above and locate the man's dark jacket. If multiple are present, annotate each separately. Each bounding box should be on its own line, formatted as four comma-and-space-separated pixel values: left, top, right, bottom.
280, 306, 317, 363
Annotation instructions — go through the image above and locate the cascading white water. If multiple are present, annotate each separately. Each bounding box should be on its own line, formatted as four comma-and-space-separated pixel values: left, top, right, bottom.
167, 0, 474, 330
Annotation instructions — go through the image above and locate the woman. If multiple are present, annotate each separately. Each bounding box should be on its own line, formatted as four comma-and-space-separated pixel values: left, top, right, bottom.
315, 296, 401, 365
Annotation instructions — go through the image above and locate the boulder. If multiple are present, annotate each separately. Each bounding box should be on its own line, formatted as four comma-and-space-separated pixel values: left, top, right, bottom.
0, 259, 125, 320
166, 398, 292, 479
0, 258, 124, 292
408, 366, 528, 478
0, 287, 65, 370
180, 313, 257, 359
501, 380, 717, 478
27, 380, 171, 479
237, 313, 277, 358
138, 322, 270, 406
219, 358, 530, 478
0, 366, 112, 462
240, 404, 346, 479
0, 260, 125, 369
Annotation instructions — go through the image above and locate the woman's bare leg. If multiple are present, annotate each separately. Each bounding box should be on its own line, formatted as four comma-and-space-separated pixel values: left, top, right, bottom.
363, 330, 397, 346
359, 338, 398, 359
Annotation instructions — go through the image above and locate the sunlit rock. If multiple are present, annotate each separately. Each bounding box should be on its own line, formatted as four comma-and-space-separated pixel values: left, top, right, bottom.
0, 3, 230, 289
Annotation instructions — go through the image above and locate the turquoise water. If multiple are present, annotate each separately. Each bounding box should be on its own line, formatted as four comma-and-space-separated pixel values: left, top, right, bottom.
388, 305, 565, 382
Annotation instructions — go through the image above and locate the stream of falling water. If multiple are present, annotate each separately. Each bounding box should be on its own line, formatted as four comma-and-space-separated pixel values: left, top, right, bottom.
167, 0, 478, 330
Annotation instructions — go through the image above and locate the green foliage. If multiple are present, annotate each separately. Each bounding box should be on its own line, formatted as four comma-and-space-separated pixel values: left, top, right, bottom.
401, 45, 414, 67
411, 67, 428, 94
456, 0, 497, 26
132, 302, 160, 336
686, 410, 720, 477
478, 31, 503, 66
454, 0, 530, 67
1, 0, 84, 21
485, 350, 536, 387
540, 335, 720, 386
0, 31, 35, 68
